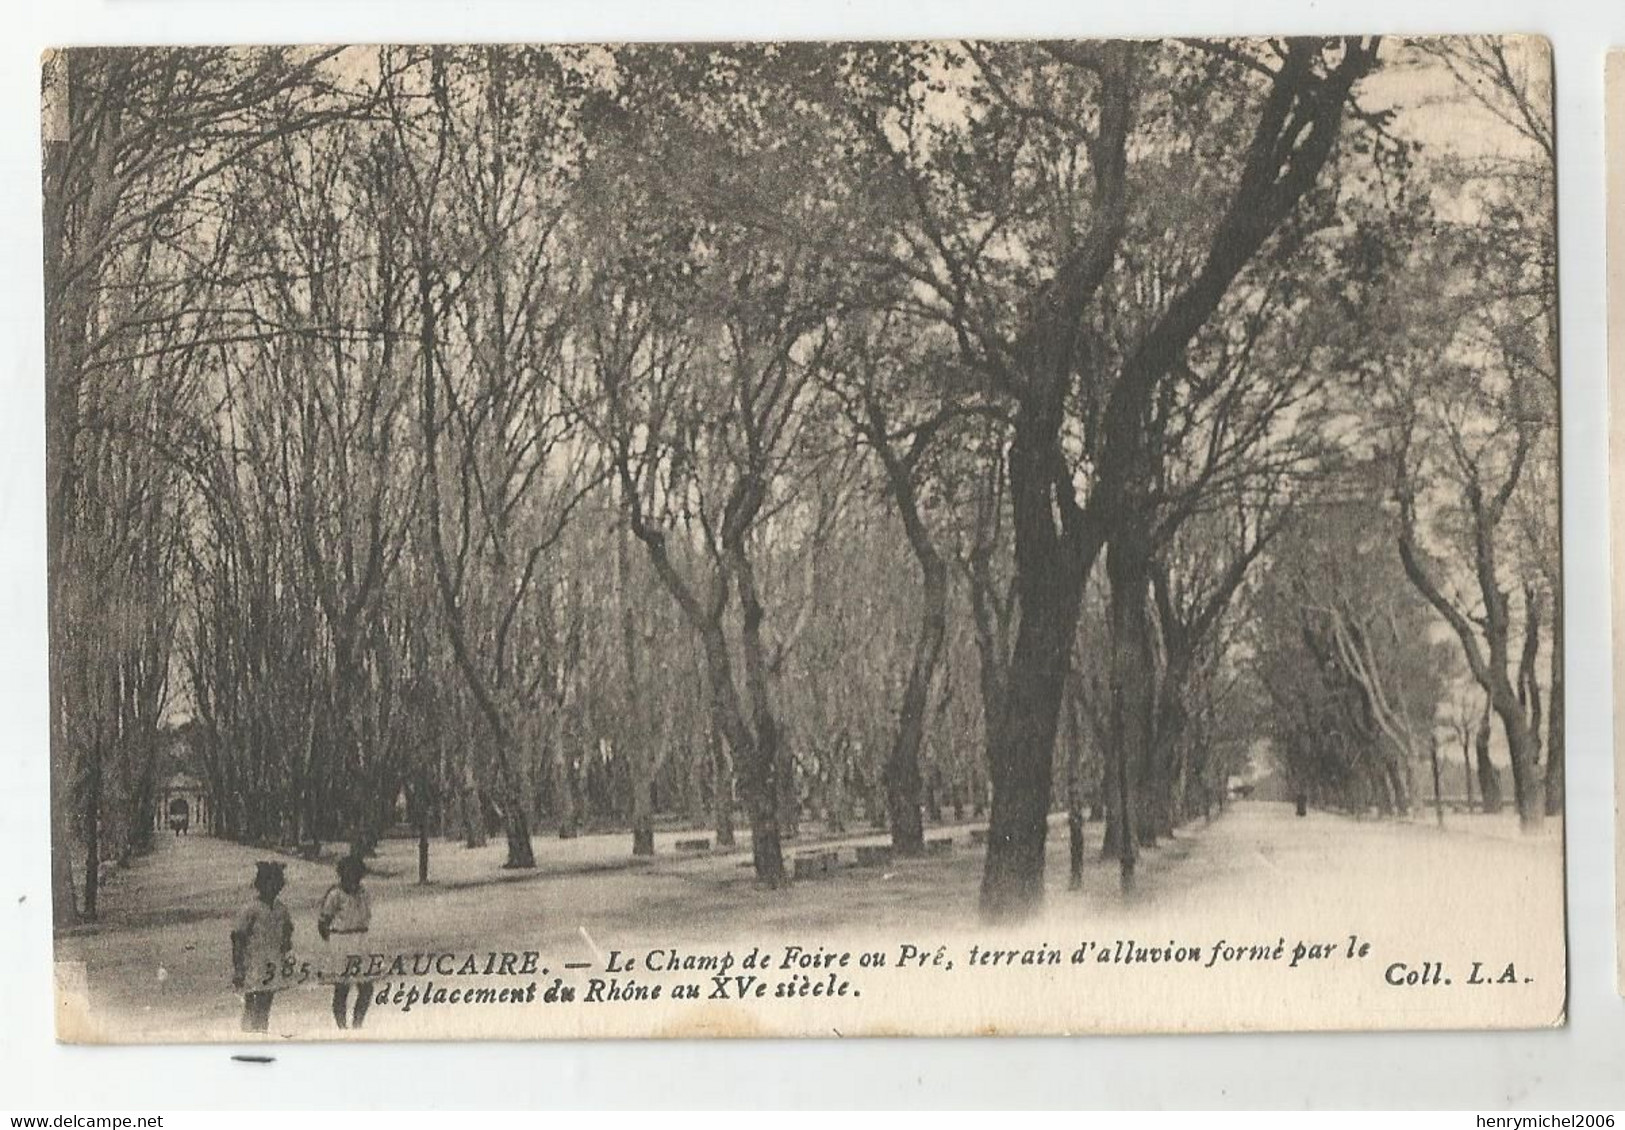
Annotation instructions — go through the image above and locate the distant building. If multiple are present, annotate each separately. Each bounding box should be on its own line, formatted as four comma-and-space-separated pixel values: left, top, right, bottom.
155, 772, 212, 834
151, 726, 213, 834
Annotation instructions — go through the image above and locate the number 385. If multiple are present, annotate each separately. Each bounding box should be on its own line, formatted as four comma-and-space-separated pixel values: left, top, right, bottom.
259, 956, 312, 986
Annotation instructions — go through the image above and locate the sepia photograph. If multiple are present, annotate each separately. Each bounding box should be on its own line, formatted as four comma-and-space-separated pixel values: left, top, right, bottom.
43, 34, 1565, 1043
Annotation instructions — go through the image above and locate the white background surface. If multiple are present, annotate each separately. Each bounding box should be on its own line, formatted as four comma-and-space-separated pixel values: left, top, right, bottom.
0, 0, 1617, 1109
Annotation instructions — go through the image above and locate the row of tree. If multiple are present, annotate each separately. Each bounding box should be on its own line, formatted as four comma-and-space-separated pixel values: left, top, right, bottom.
45, 36, 1560, 926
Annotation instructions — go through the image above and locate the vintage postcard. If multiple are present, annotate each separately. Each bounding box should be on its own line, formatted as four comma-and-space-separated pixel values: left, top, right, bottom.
44, 36, 1564, 1042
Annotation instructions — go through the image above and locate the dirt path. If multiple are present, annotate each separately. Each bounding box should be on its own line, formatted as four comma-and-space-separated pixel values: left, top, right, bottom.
57, 802, 1562, 1040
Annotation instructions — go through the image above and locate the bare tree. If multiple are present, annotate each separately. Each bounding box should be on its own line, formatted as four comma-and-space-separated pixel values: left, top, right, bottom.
43, 47, 359, 921
393, 47, 600, 867
849, 38, 1378, 914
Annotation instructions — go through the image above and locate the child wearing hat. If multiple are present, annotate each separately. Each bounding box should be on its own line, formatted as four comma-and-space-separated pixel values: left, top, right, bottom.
318, 855, 374, 1029
230, 861, 294, 1033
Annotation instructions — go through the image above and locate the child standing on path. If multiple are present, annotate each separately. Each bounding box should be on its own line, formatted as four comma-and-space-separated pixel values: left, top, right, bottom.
230, 861, 293, 1034
318, 855, 374, 1030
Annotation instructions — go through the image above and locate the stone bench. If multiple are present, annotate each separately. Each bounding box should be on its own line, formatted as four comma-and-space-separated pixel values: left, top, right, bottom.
793, 850, 839, 879
675, 838, 712, 852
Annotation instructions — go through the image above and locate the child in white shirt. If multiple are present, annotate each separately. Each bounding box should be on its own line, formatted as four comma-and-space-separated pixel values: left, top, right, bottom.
318, 855, 374, 1029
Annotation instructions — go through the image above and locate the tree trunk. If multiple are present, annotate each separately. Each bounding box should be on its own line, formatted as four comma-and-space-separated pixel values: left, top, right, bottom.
1066, 690, 1085, 891
1428, 736, 1445, 828
698, 625, 780, 883
866, 772, 887, 830
826, 740, 848, 834
125, 733, 158, 861
1106, 539, 1153, 895
617, 517, 660, 858
776, 742, 799, 842
45, 89, 92, 931
552, 732, 579, 840
727, 543, 788, 886
630, 755, 657, 857
1495, 692, 1544, 831
52, 767, 79, 927
632, 824, 656, 857
1475, 696, 1503, 814
980, 655, 1067, 918
683, 747, 705, 827
976, 404, 1097, 920
417, 255, 533, 869
1545, 600, 1564, 816
1396, 468, 1541, 832
1383, 752, 1411, 817
82, 735, 102, 922
884, 561, 946, 857
500, 800, 535, 870
1461, 731, 1476, 812
710, 729, 736, 847
460, 761, 487, 848
977, 474, 1086, 917
866, 399, 952, 856
418, 819, 430, 884
745, 723, 787, 886
1144, 659, 1188, 846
